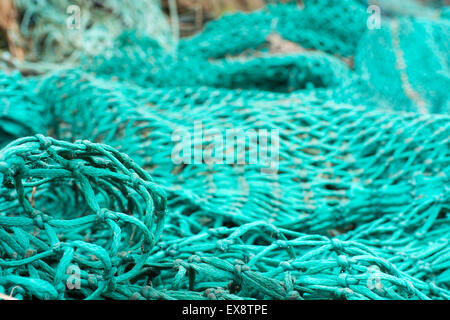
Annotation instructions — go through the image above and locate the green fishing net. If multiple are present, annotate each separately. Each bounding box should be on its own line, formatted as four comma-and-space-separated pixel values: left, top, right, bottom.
0, 0, 449, 300
12, 0, 172, 63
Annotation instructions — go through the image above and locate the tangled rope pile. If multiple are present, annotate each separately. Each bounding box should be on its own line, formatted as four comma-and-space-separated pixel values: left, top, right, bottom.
9, 0, 172, 63
0, 135, 166, 299
0, 0, 449, 300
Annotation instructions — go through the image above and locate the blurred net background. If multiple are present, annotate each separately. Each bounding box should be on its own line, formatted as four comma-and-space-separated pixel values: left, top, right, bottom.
0, 0, 449, 300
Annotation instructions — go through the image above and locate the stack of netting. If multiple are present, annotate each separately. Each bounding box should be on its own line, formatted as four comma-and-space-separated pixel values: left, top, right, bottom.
0, 0, 449, 300
10, 0, 173, 63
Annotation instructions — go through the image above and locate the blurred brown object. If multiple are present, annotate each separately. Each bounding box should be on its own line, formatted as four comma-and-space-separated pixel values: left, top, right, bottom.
174, 0, 265, 15
162, 0, 267, 37
266, 33, 306, 55
0, 0, 25, 60
0, 0, 15, 28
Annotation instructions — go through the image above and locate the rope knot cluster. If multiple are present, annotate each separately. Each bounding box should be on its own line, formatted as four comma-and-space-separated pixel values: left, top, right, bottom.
0, 135, 166, 299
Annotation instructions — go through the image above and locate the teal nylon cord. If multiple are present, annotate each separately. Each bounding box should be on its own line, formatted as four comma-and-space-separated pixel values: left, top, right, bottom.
0, 0, 449, 300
